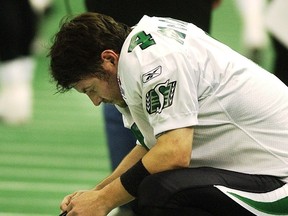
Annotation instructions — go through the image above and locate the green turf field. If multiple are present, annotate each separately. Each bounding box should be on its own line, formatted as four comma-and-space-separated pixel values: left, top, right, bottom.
0, 1, 274, 215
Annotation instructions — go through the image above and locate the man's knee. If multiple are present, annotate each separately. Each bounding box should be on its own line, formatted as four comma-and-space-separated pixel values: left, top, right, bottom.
138, 170, 175, 208
137, 170, 215, 216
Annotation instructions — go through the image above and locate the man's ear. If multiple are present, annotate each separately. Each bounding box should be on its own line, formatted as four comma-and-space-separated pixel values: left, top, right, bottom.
101, 50, 119, 65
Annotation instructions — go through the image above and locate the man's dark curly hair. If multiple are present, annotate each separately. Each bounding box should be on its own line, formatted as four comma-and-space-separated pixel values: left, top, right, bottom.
48, 12, 131, 92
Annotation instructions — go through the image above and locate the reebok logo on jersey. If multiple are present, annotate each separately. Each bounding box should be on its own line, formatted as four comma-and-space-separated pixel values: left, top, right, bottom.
142, 66, 162, 83
146, 79, 176, 114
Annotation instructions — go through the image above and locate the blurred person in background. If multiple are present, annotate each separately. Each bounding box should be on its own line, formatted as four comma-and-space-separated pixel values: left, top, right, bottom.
84, 1, 220, 215
265, 0, 288, 86
234, 0, 268, 65
0, 0, 38, 125
235, 0, 288, 86
0, 0, 52, 125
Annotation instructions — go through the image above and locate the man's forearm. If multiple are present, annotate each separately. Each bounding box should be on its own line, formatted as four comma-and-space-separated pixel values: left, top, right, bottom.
98, 177, 135, 211
94, 145, 147, 190
60, 178, 135, 215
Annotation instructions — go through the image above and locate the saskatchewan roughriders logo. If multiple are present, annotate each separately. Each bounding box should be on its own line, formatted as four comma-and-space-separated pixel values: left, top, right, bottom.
146, 80, 176, 114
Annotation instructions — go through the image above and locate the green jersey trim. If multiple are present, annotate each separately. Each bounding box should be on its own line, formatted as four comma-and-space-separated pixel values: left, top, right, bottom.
215, 184, 288, 215
131, 123, 149, 150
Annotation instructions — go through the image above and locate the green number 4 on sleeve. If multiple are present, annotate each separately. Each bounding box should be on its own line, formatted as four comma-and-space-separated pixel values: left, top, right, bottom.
128, 31, 156, 53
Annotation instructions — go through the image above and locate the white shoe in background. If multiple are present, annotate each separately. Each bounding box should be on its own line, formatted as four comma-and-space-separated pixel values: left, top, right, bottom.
0, 57, 35, 125
0, 83, 33, 125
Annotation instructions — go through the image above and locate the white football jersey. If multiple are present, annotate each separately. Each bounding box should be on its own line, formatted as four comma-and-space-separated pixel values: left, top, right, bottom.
116, 16, 288, 182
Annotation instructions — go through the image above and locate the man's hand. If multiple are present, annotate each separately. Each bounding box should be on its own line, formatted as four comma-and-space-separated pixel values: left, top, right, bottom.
60, 190, 88, 214
59, 178, 134, 216
64, 190, 110, 216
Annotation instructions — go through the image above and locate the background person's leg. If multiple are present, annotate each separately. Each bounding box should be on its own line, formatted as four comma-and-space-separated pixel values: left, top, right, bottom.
271, 36, 288, 86
0, 0, 37, 124
104, 104, 136, 171
85, 0, 213, 32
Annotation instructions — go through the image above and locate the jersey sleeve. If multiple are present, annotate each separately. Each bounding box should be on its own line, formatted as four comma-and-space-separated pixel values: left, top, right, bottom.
141, 50, 199, 136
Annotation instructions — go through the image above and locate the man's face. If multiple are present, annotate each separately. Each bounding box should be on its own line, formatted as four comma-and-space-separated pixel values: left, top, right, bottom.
74, 75, 127, 108
73, 50, 127, 108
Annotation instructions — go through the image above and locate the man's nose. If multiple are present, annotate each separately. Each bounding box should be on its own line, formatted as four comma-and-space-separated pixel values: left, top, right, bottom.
87, 93, 102, 106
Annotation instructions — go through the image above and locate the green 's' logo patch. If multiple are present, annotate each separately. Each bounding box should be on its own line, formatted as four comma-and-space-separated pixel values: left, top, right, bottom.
146, 80, 176, 114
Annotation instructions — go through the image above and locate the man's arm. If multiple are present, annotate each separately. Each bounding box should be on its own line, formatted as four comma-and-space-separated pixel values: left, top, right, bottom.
97, 126, 193, 190
63, 127, 193, 215
99, 127, 194, 209
94, 144, 148, 190
60, 144, 147, 214
142, 127, 193, 173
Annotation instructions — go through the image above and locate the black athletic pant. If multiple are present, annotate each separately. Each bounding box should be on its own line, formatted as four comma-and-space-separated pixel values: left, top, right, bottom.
136, 167, 287, 216
271, 36, 288, 87
0, 0, 37, 61
85, 0, 214, 33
